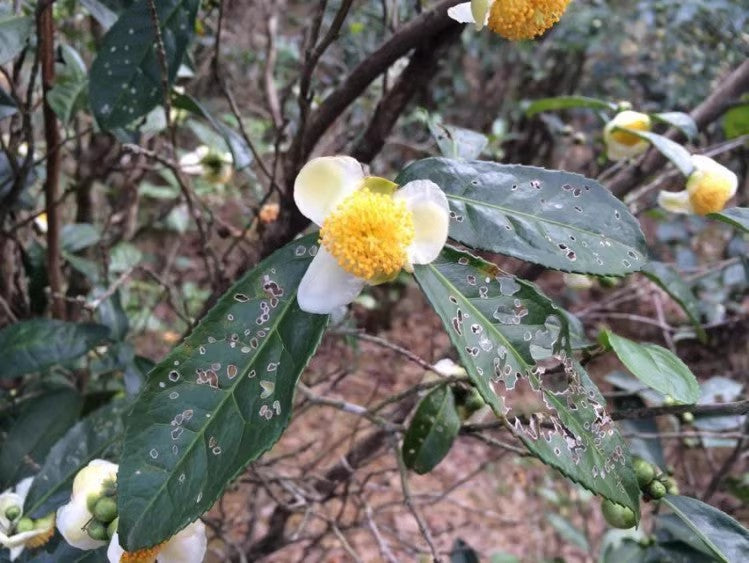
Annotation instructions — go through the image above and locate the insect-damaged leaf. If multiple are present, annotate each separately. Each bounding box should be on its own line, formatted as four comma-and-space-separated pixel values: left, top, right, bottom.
396, 158, 647, 276
117, 234, 328, 550
414, 247, 640, 515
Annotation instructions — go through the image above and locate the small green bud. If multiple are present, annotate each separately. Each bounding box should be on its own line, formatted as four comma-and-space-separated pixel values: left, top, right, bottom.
4, 505, 21, 521
16, 517, 34, 533
601, 499, 636, 529
34, 513, 55, 530
107, 517, 119, 540
681, 412, 694, 424
102, 479, 117, 497
663, 395, 676, 406
93, 497, 118, 524
664, 476, 679, 496
87, 521, 108, 541
647, 480, 667, 499
86, 493, 101, 513
633, 458, 656, 489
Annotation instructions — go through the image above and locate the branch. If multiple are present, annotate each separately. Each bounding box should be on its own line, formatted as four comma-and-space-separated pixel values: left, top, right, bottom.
610, 399, 749, 421
608, 59, 749, 198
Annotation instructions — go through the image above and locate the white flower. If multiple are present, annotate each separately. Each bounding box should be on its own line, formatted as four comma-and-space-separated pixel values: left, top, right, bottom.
603, 111, 652, 161
432, 358, 467, 377
658, 155, 738, 216
179, 146, 233, 184
56, 459, 118, 550
294, 156, 450, 314
448, 0, 571, 40
0, 478, 55, 561
107, 519, 206, 563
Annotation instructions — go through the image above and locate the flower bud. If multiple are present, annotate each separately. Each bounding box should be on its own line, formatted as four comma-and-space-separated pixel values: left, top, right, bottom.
16, 517, 34, 533
601, 499, 636, 529
87, 521, 108, 542
647, 480, 667, 500
664, 476, 679, 496
107, 516, 119, 540
4, 505, 21, 521
632, 458, 656, 489
681, 412, 694, 424
93, 497, 118, 524
603, 111, 651, 161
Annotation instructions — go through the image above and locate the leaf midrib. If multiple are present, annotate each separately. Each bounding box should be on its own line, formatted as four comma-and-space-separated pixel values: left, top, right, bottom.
124, 291, 297, 543
662, 497, 729, 563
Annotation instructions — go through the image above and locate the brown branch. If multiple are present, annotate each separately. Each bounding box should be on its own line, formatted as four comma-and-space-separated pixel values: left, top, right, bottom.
610, 400, 749, 421
608, 59, 749, 198
38, 2, 65, 319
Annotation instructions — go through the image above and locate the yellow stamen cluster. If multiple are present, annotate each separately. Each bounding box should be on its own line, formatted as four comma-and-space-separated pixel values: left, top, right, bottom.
609, 116, 650, 147
488, 0, 572, 40
121, 543, 164, 563
25, 525, 54, 549
688, 180, 734, 215
320, 188, 414, 281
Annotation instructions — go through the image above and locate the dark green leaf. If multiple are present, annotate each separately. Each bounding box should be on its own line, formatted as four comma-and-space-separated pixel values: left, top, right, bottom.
396, 158, 647, 275
402, 385, 460, 474
0, 88, 17, 121
450, 538, 480, 563
642, 262, 706, 342
656, 514, 717, 559
0, 15, 32, 65
173, 93, 253, 170
25, 542, 109, 563
524, 96, 616, 117
603, 331, 700, 404
62, 223, 101, 253
546, 513, 589, 551
80, 0, 118, 30
24, 400, 126, 518
620, 129, 694, 176
722, 104, 749, 139
48, 45, 89, 124
599, 538, 645, 563
414, 247, 640, 515
652, 112, 698, 140
0, 319, 110, 379
662, 495, 749, 563
118, 234, 328, 550
0, 388, 82, 488
708, 207, 749, 234
89, 0, 200, 129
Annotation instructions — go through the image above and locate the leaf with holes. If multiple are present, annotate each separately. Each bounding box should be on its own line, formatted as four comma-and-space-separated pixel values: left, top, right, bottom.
89, 0, 199, 130
642, 261, 706, 342
24, 400, 126, 518
414, 247, 640, 515
396, 158, 647, 276
402, 385, 460, 474
0, 319, 110, 379
602, 331, 700, 404
662, 495, 749, 563
117, 234, 328, 551
709, 207, 749, 234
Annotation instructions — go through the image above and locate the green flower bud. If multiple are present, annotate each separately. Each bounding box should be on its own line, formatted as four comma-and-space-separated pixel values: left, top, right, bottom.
681, 412, 694, 424
647, 480, 667, 500
4, 505, 21, 521
632, 457, 656, 489
86, 493, 101, 513
102, 479, 117, 497
601, 499, 636, 529
663, 395, 676, 406
93, 497, 118, 524
87, 520, 108, 541
664, 476, 679, 496
16, 517, 34, 533
107, 517, 119, 540
34, 513, 55, 530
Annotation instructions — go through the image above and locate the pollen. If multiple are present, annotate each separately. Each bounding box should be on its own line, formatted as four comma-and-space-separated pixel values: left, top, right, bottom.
25, 526, 54, 549
609, 115, 650, 147
689, 179, 734, 215
320, 188, 414, 281
121, 544, 164, 563
488, 0, 572, 40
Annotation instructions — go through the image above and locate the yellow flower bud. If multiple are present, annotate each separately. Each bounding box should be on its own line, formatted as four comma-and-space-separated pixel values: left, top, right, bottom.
603, 111, 651, 161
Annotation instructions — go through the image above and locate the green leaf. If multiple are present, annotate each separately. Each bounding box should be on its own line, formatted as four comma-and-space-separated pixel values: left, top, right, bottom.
603, 331, 700, 404
0, 88, 17, 121
89, 0, 200, 130
428, 120, 488, 160
118, 234, 328, 551
524, 95, 616, 117
662, 495, 749, 563
24, 400, 126, 518
80, 0, 118, 30
414, 247, 640, 516
642, 262, 706, 342
450, 538, 480, 563
0, 319, 110, 379
396, 158, 647, 276
48, 45, 89, 124
62, 223, 101, 253
402, 385, 460, 474
173, 93, 254, 170
708, 207, 749, 234
620, 129, 694, 176
722, 103, 749, 139
0, 388, 83, 488
652, 112, 698, 140
546, 513, 589, 551
0, 15, 33, 65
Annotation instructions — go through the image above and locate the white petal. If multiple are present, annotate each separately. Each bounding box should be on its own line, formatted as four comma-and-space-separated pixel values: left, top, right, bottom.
0, 492, 23, 531
57, 499, 105, 550
657, 190, 692, 214
432, 359, 466, 377
179, 146, 210, 176
158, 520, 207, 563
297, 248, 366, 314
14, 478, 33, 504
471, 0, 492, 30
447, 3, 475, 23
293, 156, 364, 226
394, 180, 450, 265
9, 544, 24, 561
71, 460, 118, 500
107, 532, 125, 563
688, 155, 738, 198
1, 529, 44, 549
